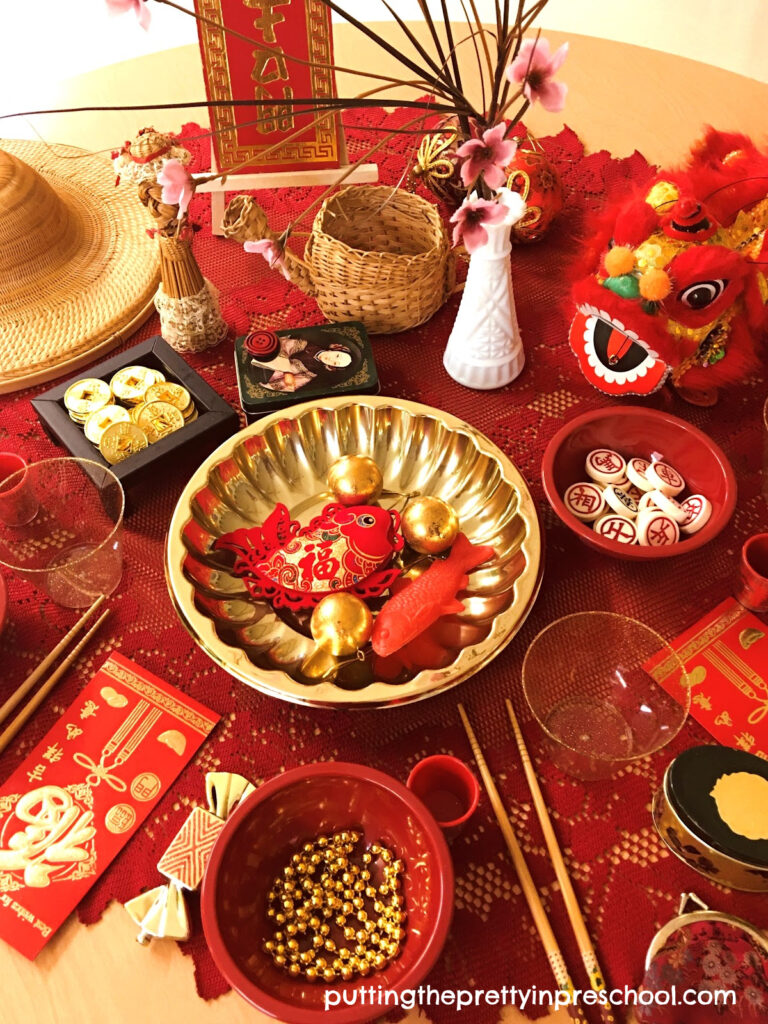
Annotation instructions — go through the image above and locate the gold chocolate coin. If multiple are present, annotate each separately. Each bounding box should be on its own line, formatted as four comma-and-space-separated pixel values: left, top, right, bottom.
64, 378, 112, 417
137, 400, 185, 443
84, 404, 130, 445
144, 381, 192, 414
130, 402, 147, 424
110, 365, 165, 404
99, 421, 149, 464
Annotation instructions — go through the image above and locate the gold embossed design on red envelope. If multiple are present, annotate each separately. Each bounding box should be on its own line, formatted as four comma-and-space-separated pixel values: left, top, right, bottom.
195, 0, 342, 173
0, 652, 219, 959
646, 598, 768, 759
157, 806, 225, 891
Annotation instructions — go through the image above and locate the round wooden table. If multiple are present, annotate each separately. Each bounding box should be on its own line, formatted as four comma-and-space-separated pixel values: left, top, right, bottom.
3, 21, 767, 1024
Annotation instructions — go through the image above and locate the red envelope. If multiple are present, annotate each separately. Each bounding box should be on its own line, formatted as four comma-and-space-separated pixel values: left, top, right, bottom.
0, 652, 219, 959
646, 598, 768, 760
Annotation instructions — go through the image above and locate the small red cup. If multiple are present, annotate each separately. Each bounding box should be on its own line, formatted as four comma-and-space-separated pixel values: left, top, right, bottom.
736, 534, 768, 613
407, 755, 480, 840
0, 453, 37, 527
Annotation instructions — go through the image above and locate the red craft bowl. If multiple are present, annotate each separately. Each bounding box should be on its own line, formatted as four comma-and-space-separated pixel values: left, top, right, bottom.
541, 406, 736, 560
201, 762, 454, 1024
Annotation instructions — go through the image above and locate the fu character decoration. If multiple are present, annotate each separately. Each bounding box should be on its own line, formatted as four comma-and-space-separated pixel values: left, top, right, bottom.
215, 455, 495, 674
125, 772, 256, 943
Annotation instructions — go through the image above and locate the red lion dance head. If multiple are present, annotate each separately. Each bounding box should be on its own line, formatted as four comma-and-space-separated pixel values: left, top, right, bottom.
570, 128, 768, 398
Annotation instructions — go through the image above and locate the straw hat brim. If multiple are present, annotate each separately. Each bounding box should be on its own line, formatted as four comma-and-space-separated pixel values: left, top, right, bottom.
0, 139, 160, 394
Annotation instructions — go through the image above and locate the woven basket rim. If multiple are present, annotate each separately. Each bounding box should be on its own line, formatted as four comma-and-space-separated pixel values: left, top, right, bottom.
311, 183, 449, 262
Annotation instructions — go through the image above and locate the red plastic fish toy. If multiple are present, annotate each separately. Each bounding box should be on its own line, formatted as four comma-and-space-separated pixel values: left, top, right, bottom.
215, 502, 403, 610
372, 533, 495, 657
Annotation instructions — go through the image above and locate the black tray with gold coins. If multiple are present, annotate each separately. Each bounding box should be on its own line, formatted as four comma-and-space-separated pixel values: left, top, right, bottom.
32, 336, 239, 491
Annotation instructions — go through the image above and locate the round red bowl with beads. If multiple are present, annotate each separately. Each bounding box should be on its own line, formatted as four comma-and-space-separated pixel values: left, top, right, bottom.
201, 762, 454, 1024
541, 406, 736, 560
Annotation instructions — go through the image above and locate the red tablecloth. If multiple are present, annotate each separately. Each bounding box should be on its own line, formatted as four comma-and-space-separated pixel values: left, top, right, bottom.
1, 107, 767, 1022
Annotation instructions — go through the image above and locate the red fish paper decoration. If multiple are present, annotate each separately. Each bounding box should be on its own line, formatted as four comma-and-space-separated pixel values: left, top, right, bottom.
372, 533, 495, 657
215, 503, 403, 610
570, 128, 768, 397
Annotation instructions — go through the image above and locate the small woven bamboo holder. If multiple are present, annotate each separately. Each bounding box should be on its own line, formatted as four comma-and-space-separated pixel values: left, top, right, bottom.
304, 185, 455, 333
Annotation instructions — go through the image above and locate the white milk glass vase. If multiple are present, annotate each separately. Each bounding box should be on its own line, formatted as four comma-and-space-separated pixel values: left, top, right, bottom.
443, 188, 527, 389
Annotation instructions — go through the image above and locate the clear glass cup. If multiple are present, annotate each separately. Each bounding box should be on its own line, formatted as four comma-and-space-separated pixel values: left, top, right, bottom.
0, 458, 125, 608
522, 612, 690, 781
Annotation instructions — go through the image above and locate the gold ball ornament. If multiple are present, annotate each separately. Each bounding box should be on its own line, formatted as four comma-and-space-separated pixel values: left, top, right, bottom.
310, 593, 374, 657
328, 456, 383, 506
401, 496, 459, 554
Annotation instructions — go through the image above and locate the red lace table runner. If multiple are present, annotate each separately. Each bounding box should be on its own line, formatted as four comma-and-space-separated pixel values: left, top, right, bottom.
1, 106, 766, 1021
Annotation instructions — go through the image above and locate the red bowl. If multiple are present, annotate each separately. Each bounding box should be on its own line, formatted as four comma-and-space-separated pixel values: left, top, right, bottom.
201, 762, 454, 1024
541, 406, 736, 560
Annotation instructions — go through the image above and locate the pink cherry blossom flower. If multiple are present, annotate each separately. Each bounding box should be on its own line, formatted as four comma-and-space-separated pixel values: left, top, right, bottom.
105, 0, 151, 31
456, 123, 517, 191
244, 239, 290, 280
506, 37, 568, 112
157, 159, 195, 216
449, 197, 508, 254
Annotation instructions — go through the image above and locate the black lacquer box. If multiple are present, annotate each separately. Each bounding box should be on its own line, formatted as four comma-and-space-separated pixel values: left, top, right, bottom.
234, 321, 380, 422
32, 336, 239, 490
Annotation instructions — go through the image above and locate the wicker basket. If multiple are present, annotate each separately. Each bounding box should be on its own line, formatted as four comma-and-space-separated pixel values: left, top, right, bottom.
223, 185, 456, 335
305, 185, 455, 333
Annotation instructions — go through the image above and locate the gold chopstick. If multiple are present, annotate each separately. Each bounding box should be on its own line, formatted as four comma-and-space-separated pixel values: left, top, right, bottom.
458, 703, 587, 1023
506, 699, 619, 1024
0, 595, 105, 728
0, 609, 110, 755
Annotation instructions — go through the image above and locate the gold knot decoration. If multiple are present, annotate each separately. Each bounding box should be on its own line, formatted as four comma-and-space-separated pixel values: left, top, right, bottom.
124, 772, 256, 944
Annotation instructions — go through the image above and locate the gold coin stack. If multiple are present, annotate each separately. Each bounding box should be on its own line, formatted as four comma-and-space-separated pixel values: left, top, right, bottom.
63, 366, 197, 466
264, 831, 406, 983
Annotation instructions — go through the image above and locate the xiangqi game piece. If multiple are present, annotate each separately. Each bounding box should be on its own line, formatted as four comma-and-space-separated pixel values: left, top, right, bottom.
327, 456, 383, 507
570, 128, 768, 399
215, 503, 403, 611
648, 490, 688, 524
563, 481, 606, 523
593, 514, 638, 545
626, 456, 654, 492
585, 448, 626, 485
603, 484, 639, 519
645, 459, 686, 496
637, 510, 680, 546
0, 653, 219, 959
372, 533, 495, 657
401, 496, 460, 555
681, 494, 713, 535
125, 772, 255, 944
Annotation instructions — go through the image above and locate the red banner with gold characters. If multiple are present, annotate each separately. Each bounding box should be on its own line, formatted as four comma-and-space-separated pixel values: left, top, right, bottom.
195, 0, 343, 174
0, 653, 219, 959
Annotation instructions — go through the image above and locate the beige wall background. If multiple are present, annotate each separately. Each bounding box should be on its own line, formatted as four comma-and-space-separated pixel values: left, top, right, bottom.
0, 0, 765, 125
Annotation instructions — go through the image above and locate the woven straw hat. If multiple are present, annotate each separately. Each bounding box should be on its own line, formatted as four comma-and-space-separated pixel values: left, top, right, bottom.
0, 139, 160, 394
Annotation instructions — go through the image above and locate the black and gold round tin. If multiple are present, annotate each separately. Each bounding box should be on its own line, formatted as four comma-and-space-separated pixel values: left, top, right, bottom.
653, 744, 768, 892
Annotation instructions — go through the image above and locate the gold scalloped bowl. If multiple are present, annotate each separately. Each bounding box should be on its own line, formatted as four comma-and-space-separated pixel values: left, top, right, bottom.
165, 397, 542, 708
